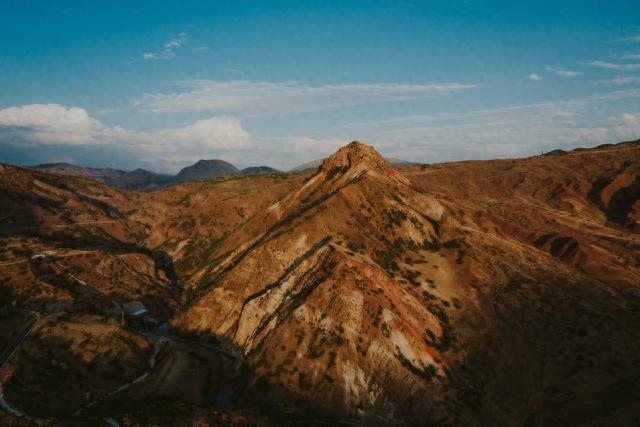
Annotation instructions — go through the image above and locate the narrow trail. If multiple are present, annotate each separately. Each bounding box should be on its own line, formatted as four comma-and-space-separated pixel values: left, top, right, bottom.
0, 313, 38, 368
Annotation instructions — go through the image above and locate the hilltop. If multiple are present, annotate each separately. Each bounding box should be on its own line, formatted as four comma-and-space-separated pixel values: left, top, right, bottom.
289, 154, 415, 172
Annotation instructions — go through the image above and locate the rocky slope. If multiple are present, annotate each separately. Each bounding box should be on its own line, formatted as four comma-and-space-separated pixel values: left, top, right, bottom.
1, 140, 639, 426
172, 141, 640, 426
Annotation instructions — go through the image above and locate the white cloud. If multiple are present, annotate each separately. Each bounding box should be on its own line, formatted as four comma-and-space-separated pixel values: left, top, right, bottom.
527, 73, 543, 81
620, 112, 640, 133
284, 136, 348, 154
143, 50, 175, 60
620, 34, 640, 43
374, 110, 640, 161
604, 76, 640, 85
337, 89, 640, 162
0, 104, 250, 170
131, 80, 480, 116
0, 104, 102, 145
192, 45, 209, 52
164, 33, 187, 49
621, 53, 640, 60
587, 60, 640, 70
126, 116, 250, 152
545, 67, 582, 77
143, 33, 187, 60
338, 99, 588, 130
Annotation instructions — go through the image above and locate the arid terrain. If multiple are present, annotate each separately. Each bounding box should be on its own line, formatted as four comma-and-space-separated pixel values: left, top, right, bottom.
0, 140, 639, 426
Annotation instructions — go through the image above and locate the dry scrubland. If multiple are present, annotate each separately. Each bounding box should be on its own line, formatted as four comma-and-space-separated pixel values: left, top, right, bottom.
0, 140, 639, 426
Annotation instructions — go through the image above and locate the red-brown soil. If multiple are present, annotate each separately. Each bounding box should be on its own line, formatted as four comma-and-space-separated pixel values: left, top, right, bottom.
0, 140, 639, 426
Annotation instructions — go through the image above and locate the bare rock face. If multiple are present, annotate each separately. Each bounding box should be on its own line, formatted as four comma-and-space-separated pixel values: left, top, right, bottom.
318, 141, 411, 187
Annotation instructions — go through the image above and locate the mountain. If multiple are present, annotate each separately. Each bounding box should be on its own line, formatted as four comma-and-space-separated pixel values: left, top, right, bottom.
173, 140, 640, 424
2, 140, 640, 425
288, 158, 324, 172
289, 155, 415, 172
543, 138, 640, 156
385, 157, 416, 166
240, 166, 282, 175
32, 163, 172, 190
106, 168, 173, 190
32, 162, 127, 182
33, 159, 245, 189
170, 159, 240, 184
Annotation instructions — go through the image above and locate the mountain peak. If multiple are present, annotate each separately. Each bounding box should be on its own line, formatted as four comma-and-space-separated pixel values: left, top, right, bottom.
320, 141, 410, 185
194, 159, 226, 168
173, 158, 239, 183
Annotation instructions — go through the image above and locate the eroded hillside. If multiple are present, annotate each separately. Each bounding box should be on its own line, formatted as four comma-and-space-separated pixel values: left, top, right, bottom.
1, 140, 639, 426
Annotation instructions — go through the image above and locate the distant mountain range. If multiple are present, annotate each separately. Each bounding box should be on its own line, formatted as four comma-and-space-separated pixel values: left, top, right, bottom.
32, 155, 413, 190
31, 163, 173, 190
32, 160, 283, 190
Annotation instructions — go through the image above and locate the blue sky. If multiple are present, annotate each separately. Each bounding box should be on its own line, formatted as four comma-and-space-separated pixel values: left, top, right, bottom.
1, 1, 640, 172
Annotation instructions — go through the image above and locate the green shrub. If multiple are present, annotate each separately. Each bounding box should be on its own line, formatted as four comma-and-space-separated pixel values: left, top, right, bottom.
325, 165, 348, 181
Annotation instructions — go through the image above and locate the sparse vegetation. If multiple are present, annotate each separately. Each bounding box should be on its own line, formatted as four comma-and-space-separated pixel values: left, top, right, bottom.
395, 346, 437, 381
325, 165, 348, 181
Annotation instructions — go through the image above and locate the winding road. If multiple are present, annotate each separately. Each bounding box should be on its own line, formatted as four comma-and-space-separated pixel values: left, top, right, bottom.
0, 311, 45, 424
73, 333, 169, 416
0, 317, 168, 426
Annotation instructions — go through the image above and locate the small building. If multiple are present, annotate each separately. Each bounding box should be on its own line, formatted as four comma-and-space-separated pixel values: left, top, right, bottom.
122, 301, 148, 317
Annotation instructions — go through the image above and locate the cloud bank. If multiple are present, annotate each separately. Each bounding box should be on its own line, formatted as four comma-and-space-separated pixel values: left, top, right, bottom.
0, 104, 101, 145
338, 89, 640, 162
132, 80, 479, 116
0, 104, 250, 170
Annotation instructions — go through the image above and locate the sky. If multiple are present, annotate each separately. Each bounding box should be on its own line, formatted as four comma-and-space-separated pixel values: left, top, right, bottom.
1, 0, 640, 172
